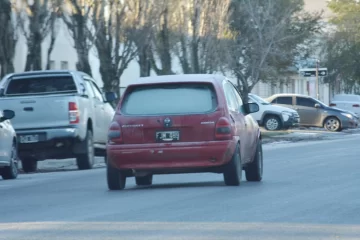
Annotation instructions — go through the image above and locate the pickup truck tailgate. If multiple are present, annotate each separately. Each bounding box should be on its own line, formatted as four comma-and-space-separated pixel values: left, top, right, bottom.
1, 95, 76, 130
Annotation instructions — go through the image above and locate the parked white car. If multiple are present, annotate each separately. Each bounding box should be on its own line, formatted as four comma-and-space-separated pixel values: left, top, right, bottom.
330, 94, 360, 118
0, 109, 18, 180
248, 93, 300, 131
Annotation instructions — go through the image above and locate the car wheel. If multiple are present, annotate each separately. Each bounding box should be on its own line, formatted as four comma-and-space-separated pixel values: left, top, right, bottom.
107, 161, 126, 190
223, 144, 242, 186
245, 140, 263, 182
76, 130, 95, 170
1, 144, 18, 180
21, 157, 38, 173
324, 117, 341, 132
264, 115, 282, 131
136, 175, 153, 186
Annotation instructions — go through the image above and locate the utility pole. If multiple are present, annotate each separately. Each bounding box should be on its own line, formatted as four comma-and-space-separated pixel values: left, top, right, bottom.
315, 59, 320, 100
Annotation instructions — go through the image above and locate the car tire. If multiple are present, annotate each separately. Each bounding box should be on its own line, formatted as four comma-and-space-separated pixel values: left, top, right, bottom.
324, 117, 341, 132
245, 140, 263, 182
1, 144, 18, 180
135, 175, 153, 186
107, 161, 126, 190
223, 144, 242, 186
76, 130, 95, 170
264, 115, 282, 131
21, 157, 38, 173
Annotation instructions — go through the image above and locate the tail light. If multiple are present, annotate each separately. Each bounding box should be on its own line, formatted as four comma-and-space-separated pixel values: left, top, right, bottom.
329, 103, 336, 107
215, 117, 233, 140
108, 122, 123, 144
353, 104, 360, 107
69, 102, 79, 124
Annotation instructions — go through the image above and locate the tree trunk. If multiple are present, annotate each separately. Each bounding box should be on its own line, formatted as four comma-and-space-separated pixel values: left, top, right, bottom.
73, 14, 92, 76
25, 31, 42, 71
138, 47, 151, 77
46, 14, 57, 70
46, 38, 56, 70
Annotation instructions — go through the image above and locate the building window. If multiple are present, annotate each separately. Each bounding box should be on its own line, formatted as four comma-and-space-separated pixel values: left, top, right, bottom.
49, 60, 55, 70
60, 61, 68, 70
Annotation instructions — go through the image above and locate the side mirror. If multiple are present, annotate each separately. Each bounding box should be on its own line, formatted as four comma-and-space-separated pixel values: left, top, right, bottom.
0, 88, 4, 97
105, 92, 118, 102
0, 109, 15, 122
314, 103, 321, 108
244, 102, 259, 114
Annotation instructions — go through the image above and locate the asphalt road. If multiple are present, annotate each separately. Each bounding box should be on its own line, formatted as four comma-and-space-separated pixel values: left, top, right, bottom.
1, 135, 360, 240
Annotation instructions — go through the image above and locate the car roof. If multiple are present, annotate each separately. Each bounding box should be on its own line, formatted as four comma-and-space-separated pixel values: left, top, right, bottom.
6, 70, 88, 78
129, 74, 226, 86
268, 93, 311, 98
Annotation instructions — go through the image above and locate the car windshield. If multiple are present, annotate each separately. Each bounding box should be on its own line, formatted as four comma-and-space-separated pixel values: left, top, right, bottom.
249, 94, 270, 105
121, 83, 218, 115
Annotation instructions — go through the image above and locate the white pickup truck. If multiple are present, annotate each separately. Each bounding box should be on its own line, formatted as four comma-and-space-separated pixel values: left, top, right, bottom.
0, 70, 117, 173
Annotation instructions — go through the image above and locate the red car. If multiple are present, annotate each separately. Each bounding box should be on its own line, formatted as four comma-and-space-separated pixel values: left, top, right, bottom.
106, 74, 263, 190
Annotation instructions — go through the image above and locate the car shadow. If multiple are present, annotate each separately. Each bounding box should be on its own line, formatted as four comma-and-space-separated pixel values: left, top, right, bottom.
107, 180, 264, 192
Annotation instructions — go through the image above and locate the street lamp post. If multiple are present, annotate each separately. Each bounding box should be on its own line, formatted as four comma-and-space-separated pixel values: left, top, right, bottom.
315, 59, 320, 100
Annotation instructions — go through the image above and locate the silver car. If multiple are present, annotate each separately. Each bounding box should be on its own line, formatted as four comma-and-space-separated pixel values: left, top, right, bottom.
266, 94, 358, 132
0, 109, 18, 180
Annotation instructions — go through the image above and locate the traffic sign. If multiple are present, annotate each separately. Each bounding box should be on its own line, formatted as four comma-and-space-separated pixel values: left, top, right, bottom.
299, 68, 328, 77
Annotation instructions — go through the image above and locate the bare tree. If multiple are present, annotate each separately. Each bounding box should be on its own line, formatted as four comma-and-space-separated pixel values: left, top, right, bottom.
61, 0, 95, 75
174, 0, 231, 74
93, 0, 154, 92
147, 0, 179, 75
224, 0, 321, 102
129, 0, 157, 77
18, 0, 59, 71
0, 0, 17, 78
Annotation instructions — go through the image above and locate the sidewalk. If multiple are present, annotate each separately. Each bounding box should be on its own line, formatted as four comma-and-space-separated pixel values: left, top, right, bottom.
261, 127, 360, 144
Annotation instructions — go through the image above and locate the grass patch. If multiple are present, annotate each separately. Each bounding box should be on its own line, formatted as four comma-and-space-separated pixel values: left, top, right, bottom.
261, 130, 291, 138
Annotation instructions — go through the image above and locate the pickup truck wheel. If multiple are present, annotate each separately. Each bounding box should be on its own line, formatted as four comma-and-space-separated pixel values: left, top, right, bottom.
21, 157, 38, 173
76, 130, 95, 170
264, 115, 282, 131
107, 162, 126, 190
136, 175, 153, 186
245, 140, 263, 182
1, 144, 18, 180
223, 144, 242, 186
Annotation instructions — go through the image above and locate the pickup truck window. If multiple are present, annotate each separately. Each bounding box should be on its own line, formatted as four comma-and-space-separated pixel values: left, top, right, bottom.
5, 76, 77, 96
83, 80, 95, 98
90, 81, 104, 101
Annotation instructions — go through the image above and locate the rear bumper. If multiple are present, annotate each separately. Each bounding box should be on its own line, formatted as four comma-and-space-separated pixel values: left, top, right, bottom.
16, 127, 82, 160
107, 140, 237, 171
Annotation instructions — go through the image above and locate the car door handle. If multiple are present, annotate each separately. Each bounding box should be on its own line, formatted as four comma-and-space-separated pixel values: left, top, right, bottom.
24, 107, 33, 111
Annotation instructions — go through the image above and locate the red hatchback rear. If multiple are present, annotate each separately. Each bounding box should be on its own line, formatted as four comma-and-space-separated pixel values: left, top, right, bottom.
106, 74, 263, 190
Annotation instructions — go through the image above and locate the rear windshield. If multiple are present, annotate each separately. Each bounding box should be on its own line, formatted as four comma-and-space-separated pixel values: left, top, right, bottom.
333, 95, 360, 102
121, 83, 218, 115
5, 75, 77, 96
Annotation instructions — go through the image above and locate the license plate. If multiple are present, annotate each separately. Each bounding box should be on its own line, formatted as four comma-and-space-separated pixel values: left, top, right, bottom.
19, 134, 39, 143
155, 131, 180, 142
